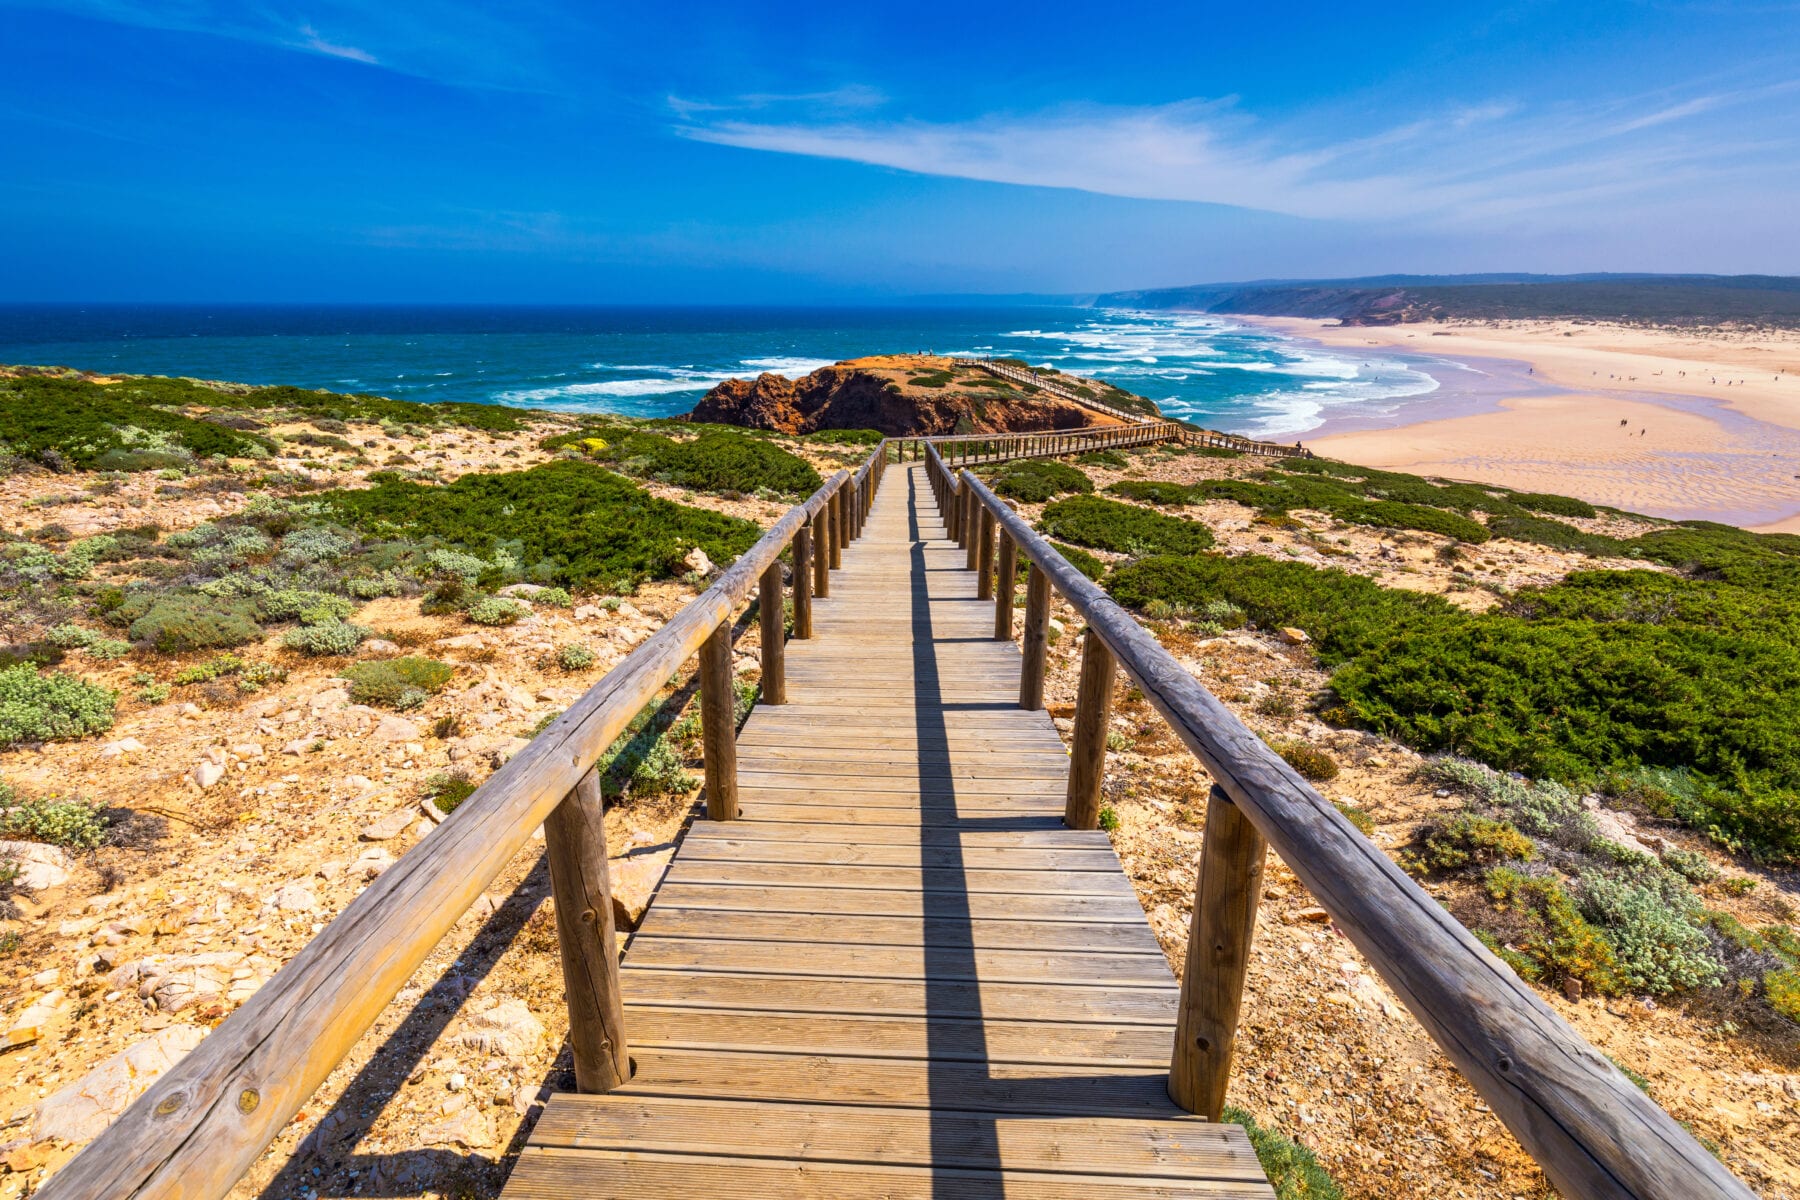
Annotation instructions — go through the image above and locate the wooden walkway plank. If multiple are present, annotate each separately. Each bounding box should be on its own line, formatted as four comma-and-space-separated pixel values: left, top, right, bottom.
503, 463, 1273, 1200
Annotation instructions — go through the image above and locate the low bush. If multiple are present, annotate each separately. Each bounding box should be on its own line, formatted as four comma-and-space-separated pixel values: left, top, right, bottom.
321, 462, 761, 593
467, 597, 527, 626
556, 644, 597, 671
0, 788, 109, 848
1515, 491, 1599, 519
1105, 480, 1193, 506
122, 594, 264, 653
421, 771, 478, 814
1272, 739, 1337, 782
546, 425, 822, 497
0, 376, 274, 470
1417, 815, 1535, 871
987, 459, 1092, 503
1039, 496, 1214, 557
0, 666, 116, 746
1488, 514, 1629, 557
1076, 449, 1127, 468
281, 620, 369, 656
1484, 866, 1623, 995
342, 657, 455, 709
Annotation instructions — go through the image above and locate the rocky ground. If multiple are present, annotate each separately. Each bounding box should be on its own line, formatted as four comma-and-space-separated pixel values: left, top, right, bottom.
3, 432, 1798, 1199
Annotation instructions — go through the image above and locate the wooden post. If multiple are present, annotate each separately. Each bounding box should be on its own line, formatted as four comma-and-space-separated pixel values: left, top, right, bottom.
543, 769, 630, 1093
1063, 627, 1116, 830
964, 487, 980, 569
976, 508, 996, 600
699, 623, 738, 821
792, 526, 813, 639
828, 492, 844, 568
839, 487, 852, 549
758, 560, 785, 705
994, 530, 1017, 639
1019, 563, 1051, 709
1169, 784, 1267, 1119
813, 510, 830, 598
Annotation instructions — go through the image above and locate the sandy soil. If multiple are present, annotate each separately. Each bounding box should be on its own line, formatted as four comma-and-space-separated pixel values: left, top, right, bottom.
1249, 317, 1800, 531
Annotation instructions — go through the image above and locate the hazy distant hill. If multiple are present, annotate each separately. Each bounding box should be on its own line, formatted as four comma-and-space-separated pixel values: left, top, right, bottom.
1095, 273, 1800, 328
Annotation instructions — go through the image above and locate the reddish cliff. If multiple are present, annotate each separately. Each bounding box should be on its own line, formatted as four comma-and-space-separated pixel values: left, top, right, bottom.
689, 356, 1136, 436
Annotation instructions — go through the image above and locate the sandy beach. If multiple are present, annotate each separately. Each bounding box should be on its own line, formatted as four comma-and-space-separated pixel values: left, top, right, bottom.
1250, 317, 1800, 531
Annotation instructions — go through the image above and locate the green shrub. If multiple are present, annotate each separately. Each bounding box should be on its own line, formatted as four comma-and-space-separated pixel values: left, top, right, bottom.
467, 596, 527, 626
1420, 815, 1535, 871
1488, 514, 1629, 556
123, 594, 264, 653
420, 770, 478, 813
0, 789, 108, 849
533, 586, 573, 607
1097, 805, 1120, 832
342, 657, 455, 708
1272, 739, 1337, 782
321, 462, 761, 593
1765, 968, 1800, 1022
1333, 802, 1375, 836
1221, 1106, 1343, 1200
1485, 867, 1622, 995
258, 589, 358, 625
1105, 480, 1194, 506
1039, 496, 1214, 557
1023, 541, 1106, 583
988, 459, 1092, 503
0, 666, 116, 746
556, 644, 597, 671
545, 425, 822, 497
1661, 847, 1719, 885
804, 428, 884, 445
1578, 871, 1722, 994
172, 654, 245, 685
1076, 449, 1127, 468
1515, 492, 1599, 519
0, 376, 274, 469
596, 692, 696, 801
281, 620, 369, 656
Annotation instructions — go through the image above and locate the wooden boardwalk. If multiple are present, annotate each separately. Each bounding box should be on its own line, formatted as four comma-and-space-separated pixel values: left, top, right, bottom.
504, 465, 1274, 1198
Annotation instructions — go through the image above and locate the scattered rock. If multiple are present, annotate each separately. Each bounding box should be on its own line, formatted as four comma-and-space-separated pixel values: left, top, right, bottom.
457, 997, 545, 1059
269, 882, 319, 913
32, 1026, 207, 1143
374, 715, 421, 742
354, 847, 397, 880
683, 547, 713, 576
419, 799, 447, 825
281, 738, 313, 756
359, 809, 417, 841
1280, 626, 1311, 645
358, 638, 401, 657
192, 759, 226, 789
98, 737, 147, 759
1296, 906, 1332, 924
416, 1105, 494, 1150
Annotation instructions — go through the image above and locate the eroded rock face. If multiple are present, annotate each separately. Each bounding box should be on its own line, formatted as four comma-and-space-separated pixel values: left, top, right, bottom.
691, 365, 1100, 436
32, 1025, 207, 1144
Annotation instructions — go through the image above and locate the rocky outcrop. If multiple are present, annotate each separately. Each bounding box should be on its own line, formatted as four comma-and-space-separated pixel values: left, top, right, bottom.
691, 362, 1103, 436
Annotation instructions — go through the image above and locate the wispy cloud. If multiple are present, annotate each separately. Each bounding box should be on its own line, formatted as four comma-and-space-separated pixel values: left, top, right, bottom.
676, 79, 1800, 227
668, 85, 885, 120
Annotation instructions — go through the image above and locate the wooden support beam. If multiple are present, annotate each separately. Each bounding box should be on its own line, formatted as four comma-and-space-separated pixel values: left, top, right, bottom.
543, 769, 630, 1093
976, 508, 996, 600
1019, 562, 1051, 710
828, 492, 844, 569
994, 530, 1017, 640
1064, 627, 1116, 830
1169, 784, 1266, 1119
792, 526, 813, 639
758, 561, 785, 705
813, 509, 830, 598
699, 622, 739, 821
963, 486, 980, 569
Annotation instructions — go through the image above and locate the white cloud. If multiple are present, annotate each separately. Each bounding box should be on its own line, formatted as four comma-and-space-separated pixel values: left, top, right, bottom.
676, 81, 1800, 228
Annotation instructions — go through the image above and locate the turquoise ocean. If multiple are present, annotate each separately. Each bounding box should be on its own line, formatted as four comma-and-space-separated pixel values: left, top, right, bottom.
0, 304, 1470, 438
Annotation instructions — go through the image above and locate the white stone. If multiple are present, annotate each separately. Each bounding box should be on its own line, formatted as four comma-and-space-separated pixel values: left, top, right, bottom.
32, 1026, 207, 1143
457, 997, 545, 1059
98, 737, 147, 759
354, 847, 397, 880
192, 759, 226, 789
358, 638, 401, 657
0, 841, 72, 891
375, 715, 421, 742
269, 882, 319, 913
683, 547, 713, 576
359, 809, 416, 841
232, 743, 264, 759
281, 738, 312, 756
609, 847, 675, 931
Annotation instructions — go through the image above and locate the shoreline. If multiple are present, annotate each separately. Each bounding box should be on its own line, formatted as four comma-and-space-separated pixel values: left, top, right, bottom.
1235, 315, 1800, 532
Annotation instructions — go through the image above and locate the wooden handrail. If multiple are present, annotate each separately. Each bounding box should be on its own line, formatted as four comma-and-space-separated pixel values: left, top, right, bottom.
928, 447, 1753, 1200
41, 445, 891, 1200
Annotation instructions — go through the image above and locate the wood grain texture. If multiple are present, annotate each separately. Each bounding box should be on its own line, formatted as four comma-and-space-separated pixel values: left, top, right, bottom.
543, 769, 629, 1092
698, 621, 739, 822
1065, 628, 1117, 831
1169, 785, 1265, 1119
757, 560, 785, 705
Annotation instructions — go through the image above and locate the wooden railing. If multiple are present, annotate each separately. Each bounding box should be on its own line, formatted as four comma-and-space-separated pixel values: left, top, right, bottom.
888, 422, 1185, 464
39, 446, 891, 1200
946, 358, 1312, 459
921, 441, 1753, 1200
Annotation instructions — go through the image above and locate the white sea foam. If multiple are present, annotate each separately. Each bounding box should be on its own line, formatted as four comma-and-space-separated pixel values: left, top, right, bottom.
740, 356, 836, 375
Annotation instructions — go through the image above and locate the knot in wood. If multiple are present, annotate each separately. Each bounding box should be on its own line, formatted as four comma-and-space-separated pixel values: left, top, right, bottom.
237, 1088, 260, 1114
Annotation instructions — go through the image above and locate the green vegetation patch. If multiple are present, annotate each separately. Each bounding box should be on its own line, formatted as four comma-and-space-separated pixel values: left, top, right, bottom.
0, 376, 273, 470
0, 785, 109, 849
320, 461, 762, 593
986, 459, 1093, 503
1222, 1106, 1343, 1200
545, 424, 822, 498
1039, 496, 1214, 557
0, 665, 116, 746
342, 656, 455, 709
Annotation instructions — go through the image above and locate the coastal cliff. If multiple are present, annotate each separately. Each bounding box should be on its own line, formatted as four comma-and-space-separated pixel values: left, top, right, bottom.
690, 354, 1155, 436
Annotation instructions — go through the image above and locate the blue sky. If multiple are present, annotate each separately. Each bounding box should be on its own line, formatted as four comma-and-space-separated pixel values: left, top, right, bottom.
1, 0, 1797, 301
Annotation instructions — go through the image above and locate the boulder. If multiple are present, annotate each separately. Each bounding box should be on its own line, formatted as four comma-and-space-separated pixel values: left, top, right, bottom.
1280, 626, 1311, 645
32, 1026, 207, 1143
683, 547, 714, 576
609, 847, 675, 931
374, 715, 421, 742
0, 841, 72, 891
